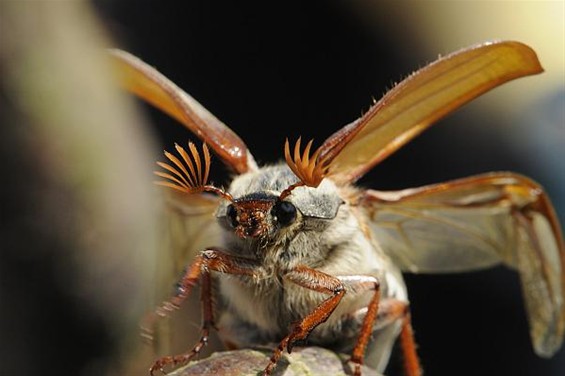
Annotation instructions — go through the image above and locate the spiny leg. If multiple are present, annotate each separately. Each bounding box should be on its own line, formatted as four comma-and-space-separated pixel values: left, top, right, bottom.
349, 299, 421, 376
338, 276, 381, 376
263, 266, 379, 375
141, 256, 205, 344
263, 266, 346, 374
146, 249, 260, 375
399, 312, 421, 376
149, 272, 213, 374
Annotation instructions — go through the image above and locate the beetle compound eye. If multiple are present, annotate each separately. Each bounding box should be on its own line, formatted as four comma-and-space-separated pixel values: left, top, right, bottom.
272, 201, 297, 227
226, 204, 238, 228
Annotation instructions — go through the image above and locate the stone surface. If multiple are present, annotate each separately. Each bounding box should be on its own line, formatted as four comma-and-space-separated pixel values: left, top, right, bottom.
168, 347, 383, 376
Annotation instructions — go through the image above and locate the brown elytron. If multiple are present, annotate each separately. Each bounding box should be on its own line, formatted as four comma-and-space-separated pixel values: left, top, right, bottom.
111, 41, 564, 376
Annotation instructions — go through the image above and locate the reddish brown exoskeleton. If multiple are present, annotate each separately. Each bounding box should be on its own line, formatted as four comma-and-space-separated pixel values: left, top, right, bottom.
111, 41, 564, 375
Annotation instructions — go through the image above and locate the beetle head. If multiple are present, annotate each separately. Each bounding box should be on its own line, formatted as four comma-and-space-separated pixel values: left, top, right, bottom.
221, 190, 301, 239
154, 141, 341, 241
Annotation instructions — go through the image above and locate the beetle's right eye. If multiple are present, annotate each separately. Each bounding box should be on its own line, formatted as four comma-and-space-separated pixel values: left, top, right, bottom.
226, 204, 238, 228
272, 200, 297, 227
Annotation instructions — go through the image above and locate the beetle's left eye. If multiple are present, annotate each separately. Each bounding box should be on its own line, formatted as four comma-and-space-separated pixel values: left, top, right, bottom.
226, 204, 238, 228
272, 201, 297, 227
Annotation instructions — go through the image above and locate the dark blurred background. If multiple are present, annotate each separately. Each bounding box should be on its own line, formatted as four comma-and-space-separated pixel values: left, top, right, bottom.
2, 1, 563, 375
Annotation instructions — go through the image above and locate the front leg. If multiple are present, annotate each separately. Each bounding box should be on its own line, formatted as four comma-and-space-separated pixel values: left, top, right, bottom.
145, 249, 261, 375
264, 266, 381, 376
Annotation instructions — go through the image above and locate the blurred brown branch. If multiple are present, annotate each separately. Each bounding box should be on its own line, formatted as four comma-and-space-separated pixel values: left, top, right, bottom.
0, 1, 158, 375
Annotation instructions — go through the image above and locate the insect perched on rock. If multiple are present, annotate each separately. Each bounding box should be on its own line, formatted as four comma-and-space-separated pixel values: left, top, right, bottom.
111, 41, 564, 376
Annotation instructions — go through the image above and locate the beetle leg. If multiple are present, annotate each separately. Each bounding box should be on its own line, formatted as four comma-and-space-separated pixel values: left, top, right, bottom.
263, 268, 382, 375
399, 311, 421, 376
146, 249, 260, 375
141, 255, 203, 344
348, 298, 407, 330
338, 276, 381, 376
263, 265, 347, 375
348, 299, 421, 376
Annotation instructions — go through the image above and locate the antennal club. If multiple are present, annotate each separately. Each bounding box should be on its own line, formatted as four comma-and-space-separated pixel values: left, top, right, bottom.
154, 142, 233, 202
280, 137, 330, 199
